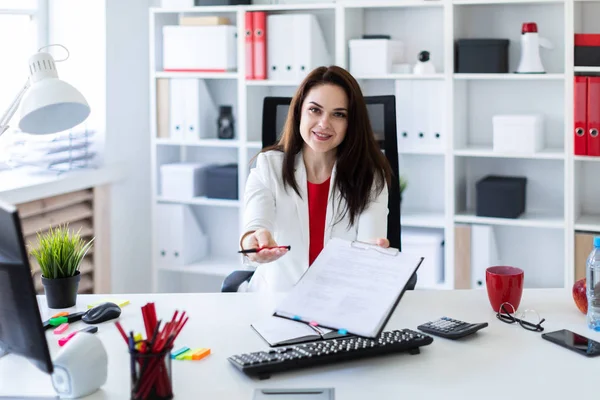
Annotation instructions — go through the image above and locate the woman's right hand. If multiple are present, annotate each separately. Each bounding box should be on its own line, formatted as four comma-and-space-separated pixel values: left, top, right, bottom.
241, 228, 289, 264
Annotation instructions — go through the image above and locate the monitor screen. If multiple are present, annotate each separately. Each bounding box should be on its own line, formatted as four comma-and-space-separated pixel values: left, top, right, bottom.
0, 200, 53, 374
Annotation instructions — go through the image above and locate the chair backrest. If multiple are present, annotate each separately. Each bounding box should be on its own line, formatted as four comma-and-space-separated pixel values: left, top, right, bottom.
261, 95, 401, 251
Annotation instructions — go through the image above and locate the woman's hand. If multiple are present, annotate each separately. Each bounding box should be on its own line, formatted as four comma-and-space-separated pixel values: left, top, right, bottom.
241, 228, 289, 264
374, 238, 390, 248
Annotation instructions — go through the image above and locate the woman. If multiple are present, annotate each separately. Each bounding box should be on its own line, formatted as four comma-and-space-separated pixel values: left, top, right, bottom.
240, 65, 393, 292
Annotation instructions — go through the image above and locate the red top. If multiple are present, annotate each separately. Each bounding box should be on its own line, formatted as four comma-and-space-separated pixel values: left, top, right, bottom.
307, 177, 331, 266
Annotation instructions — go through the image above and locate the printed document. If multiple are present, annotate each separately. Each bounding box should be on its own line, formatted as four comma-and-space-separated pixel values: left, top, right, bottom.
274, 238, 423, 338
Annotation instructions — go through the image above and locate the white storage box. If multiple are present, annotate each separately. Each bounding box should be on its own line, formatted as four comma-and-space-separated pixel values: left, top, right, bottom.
160, 162, 211, 199
162, 25, 237, 71
155, 204, 209, 267
348, 39, 403, 76
492, 114, 544, 154
400, 227, 444, 289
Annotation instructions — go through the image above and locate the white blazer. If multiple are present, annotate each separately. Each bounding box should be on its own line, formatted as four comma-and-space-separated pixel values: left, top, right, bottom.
241, 150, 389, 292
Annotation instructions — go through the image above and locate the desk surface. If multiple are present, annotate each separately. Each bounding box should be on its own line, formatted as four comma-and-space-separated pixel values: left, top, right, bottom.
0, 289, 596, 399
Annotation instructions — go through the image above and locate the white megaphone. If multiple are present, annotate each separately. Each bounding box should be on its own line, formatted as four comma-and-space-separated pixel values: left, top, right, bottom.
516, 22, 553, 73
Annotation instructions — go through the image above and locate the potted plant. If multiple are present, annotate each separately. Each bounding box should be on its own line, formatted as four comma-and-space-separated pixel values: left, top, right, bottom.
29, 224, 94, 309
400, 175, 408, 206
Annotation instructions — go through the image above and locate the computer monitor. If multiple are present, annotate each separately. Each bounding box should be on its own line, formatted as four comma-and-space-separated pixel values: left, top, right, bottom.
0, 199, 53, 374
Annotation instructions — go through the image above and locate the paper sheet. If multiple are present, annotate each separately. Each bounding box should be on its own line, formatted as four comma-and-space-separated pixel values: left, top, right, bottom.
251, 316, 321, 346
275, 238, 423, 338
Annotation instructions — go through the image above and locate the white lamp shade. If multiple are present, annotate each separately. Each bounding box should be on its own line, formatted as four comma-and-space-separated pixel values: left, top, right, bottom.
18, 78, 90, 135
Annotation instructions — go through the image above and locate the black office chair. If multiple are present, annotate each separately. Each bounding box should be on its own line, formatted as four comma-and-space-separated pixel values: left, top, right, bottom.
221, 95, 417, 292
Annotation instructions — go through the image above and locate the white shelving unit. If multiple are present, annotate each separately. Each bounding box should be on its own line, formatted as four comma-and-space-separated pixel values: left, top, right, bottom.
149, 0, 600, 293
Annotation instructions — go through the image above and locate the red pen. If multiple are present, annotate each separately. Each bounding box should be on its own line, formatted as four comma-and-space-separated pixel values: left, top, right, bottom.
238, 245, 291, 254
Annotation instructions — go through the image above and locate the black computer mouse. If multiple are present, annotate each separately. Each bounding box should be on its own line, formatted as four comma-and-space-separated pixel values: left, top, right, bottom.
82, 302, 122, 324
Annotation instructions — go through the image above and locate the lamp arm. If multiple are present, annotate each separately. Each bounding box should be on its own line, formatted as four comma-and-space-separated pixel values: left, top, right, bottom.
0, 80, 31, 137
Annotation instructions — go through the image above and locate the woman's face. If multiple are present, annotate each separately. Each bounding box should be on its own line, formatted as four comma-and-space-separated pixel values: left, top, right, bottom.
299, 83, 348, 157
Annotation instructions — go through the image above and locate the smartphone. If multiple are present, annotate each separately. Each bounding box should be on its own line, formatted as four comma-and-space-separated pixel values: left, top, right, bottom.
541, 329, 600, 357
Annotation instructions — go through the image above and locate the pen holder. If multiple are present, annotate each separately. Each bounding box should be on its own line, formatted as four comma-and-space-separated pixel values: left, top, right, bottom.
130, 347, 173, 400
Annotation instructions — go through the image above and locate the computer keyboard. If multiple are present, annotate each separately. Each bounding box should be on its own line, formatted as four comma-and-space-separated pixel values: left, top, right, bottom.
228, 329, 433, 379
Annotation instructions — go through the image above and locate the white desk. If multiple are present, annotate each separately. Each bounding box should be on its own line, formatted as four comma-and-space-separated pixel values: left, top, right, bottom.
0, 289, 596, 399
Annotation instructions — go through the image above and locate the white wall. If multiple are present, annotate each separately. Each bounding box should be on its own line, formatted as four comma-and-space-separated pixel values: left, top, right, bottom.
50, 0, 154, 293
104, 0, 154, 293
48, 0, 106, 159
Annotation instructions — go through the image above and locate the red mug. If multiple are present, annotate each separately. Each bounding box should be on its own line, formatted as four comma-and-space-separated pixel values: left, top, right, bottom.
485, 266, 524, 312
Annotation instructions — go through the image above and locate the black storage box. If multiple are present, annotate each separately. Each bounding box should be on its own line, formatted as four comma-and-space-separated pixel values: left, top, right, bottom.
455, 39, 510, 73
575, 34, 600, 67
476, 175, 527, 219
206, 164, 238, 200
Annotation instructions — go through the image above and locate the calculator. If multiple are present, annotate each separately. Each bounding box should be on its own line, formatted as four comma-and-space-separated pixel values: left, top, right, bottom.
417, 317, 488, 339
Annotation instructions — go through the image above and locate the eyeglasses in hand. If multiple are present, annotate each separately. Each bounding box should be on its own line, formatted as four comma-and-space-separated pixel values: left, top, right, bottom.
496, 302, 545, 332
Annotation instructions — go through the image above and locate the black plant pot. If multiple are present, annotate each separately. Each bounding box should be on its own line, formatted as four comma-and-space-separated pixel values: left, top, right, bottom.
41, 271, 81, 309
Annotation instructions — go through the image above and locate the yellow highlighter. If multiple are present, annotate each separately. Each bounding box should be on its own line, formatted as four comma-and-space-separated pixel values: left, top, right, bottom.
87, 299, 130, 309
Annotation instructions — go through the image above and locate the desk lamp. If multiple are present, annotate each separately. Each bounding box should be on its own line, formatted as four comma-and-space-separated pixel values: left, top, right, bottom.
0, 44, 90, 137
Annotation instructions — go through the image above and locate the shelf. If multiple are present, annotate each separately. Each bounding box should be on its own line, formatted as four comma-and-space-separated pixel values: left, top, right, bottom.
402, 210, 446, 228
154, 138, 240, 148
574, 66, 600, 73
157, 257, 240, 277
453, 0, 563, 4
157, 196, 240, 208
575, 214, 600, 232
454, 211, 564, 229
247, 141, 263, 149
244, 3, 337, 11
151, 6, 239, 14
154, 71, 239, 79
399, 149, 445, 156
453, 73, 564, 80
343, 0, 444, 8
246, 80, 300, 87
355, 74, 445, 80
574, 155, 600, 162
454, 146, 564, 160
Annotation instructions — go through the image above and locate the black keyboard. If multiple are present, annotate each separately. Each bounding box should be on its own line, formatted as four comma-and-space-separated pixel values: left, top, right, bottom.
228, 329, 433, 379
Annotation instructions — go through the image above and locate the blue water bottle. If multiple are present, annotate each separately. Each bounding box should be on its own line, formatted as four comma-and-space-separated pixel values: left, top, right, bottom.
587, 237, 600, 331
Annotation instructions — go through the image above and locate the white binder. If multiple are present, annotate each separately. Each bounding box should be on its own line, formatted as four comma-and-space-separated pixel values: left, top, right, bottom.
267, 14, 331, 82
267, 15, 294, 81
183, 79, 218, 140
425, 81, 445, 153
169, 79, 186, 140
470, 225, 501, 289
394, 80, 445, 154
292, 14, 332, 81
155, 203, 209, 267
395, 80, 415, 152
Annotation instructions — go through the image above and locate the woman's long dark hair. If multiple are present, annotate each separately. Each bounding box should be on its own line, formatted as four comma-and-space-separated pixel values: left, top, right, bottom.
263, 65, 393, 227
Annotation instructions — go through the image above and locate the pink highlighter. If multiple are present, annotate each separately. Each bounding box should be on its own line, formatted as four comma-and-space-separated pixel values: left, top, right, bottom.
58, 326, 98, 347
53, 323, 69, 335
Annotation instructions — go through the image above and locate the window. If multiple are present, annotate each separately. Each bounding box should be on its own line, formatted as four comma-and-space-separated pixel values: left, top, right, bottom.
0, 1, 45, 163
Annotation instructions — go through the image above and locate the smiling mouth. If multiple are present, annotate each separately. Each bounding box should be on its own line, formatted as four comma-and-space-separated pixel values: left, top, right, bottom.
312, 131, 332, 140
